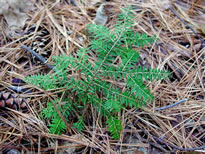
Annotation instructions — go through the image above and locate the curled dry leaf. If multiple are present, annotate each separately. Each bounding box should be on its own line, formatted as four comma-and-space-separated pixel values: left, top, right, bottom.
0, 0, 32, 36
94, 3, 108, 25
4, 10, 28, 29
94, 2, 119, 25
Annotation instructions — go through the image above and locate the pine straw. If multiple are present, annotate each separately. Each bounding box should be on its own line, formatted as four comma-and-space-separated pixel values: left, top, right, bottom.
0, 0, 204, 153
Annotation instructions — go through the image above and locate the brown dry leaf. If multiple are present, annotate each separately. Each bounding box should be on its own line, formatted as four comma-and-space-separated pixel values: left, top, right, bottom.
94, 2, 119, 25
94, 3, 108, 25
4, 10, 28, 29
0, 0, 32, 36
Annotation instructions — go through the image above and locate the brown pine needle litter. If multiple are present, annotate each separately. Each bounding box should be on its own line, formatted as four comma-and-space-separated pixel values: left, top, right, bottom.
0, 0, 205, 153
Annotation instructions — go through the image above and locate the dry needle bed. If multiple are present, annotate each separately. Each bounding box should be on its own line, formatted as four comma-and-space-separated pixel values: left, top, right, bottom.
0, 0, 204, 153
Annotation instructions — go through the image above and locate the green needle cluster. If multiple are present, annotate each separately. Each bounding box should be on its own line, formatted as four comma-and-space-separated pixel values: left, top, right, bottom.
25, 6, 170, 139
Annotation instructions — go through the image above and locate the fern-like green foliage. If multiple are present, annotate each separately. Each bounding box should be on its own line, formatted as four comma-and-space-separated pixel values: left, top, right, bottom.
25, 6, 170, 139
106, 116, 122, 140
73, 116, 85, 132
41, 99, 72, 135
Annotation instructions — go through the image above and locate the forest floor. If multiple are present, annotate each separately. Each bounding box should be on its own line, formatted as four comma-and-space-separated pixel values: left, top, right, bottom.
0, 0, 205, 153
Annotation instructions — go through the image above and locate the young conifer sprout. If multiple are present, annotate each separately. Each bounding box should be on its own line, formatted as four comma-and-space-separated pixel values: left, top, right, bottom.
25, 6, 170, 139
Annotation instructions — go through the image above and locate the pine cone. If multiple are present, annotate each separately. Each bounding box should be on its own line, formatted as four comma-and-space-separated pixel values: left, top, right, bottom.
25, 25, 51, 58
0, 91, 28, 110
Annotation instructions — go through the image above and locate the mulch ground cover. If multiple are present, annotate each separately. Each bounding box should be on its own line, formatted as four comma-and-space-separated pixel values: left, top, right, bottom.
0, 0, 204, 153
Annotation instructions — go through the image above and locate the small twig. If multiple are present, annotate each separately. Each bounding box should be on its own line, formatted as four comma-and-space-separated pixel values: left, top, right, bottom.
155, 98, 188, 111
70, 0, 77, 6
65, 0, 77, 6
169, 7, 204, 43
21, 45, 54, 69
143, 130, 205, 152
145, 130, 205, 151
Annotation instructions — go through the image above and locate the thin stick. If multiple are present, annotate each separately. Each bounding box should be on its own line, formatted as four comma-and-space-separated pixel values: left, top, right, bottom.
21, 45, 54, 69
155, 99, 188, 111
70, 0, 77, 6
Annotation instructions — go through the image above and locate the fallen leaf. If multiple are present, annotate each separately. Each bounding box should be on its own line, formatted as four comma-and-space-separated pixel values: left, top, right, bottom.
4, 10, 28, 30
0, 0, 32, 36
94, 3, 108, 25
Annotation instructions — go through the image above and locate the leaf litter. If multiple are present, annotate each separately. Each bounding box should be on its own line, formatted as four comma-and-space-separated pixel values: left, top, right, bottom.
0, 0, 204, 153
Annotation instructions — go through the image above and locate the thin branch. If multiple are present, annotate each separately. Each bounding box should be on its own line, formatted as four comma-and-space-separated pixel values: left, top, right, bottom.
21, 45, 54, 69
65, 0, 77, 6
155, 98, 188, 111
70, 0, 77, 6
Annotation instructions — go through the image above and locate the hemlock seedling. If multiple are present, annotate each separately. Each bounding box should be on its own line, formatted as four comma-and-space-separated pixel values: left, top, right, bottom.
25, 6, 170, 139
